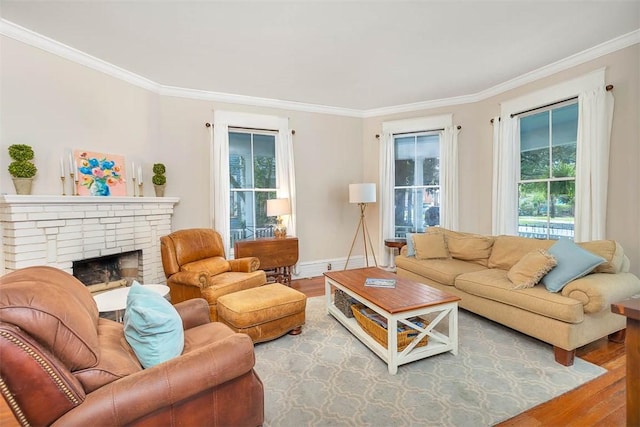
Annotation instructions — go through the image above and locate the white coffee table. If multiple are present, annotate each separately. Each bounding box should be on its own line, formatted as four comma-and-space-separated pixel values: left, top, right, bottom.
93, 284, 170, 322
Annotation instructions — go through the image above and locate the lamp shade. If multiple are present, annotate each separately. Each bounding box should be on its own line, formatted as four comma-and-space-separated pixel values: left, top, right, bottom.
349, 183, 376, 203
267, 198, 291, 216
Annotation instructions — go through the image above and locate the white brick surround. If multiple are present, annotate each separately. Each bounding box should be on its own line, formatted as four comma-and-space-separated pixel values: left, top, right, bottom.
0, 195, 179, 284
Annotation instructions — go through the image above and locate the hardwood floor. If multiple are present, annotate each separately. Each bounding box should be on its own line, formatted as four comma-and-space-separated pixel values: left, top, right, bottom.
0, 276, 627, 426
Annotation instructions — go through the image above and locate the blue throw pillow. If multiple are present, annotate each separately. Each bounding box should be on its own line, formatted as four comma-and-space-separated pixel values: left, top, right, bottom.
541, 239, 606, 293
124, 281, 184, 368
405, 233, 417, 257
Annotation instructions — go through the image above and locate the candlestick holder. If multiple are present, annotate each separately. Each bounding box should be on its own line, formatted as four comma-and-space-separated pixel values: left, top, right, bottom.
60, 176, 66, 196
138, 183, 144, 197
132, 177, 137, 197
69, 173, 78, 196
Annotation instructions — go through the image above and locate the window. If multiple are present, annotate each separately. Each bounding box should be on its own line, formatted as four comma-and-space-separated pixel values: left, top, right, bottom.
212, 111, 296, 254
229, 130, 277, 245
394, 131, 441, 237
518, 102, 577, 240
494, 68, 612, 241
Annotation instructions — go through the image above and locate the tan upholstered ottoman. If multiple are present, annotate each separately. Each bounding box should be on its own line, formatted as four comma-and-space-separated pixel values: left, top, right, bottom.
216, 283, 307, 343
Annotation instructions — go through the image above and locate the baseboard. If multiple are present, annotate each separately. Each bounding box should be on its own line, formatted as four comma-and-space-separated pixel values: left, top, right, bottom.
292, 256, 387, 279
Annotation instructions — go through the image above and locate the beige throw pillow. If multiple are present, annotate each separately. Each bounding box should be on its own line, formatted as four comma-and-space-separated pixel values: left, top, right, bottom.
414, 233, 450, 260
507, 249, 557, 290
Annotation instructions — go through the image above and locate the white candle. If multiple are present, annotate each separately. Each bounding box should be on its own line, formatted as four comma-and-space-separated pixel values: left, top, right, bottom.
60, 158, 65, 177
68, 153, 74, 175
131, 161, 136, 180
138, 166, 142, 183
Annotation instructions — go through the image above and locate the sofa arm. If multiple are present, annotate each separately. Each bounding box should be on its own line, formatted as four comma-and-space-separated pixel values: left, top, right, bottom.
228, 256, 261, 272
562, 272, 640, 314
173, 298, 211, 329
53, 332, 257, 426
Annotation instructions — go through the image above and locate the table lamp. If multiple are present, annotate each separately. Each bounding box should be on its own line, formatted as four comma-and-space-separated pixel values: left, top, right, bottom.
267, 198, 291, 238
345, 183, 377, 269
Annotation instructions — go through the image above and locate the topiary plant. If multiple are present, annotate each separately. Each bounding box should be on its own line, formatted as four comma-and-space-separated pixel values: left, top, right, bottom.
152, 163, 166, 185
8, 144, 37, 178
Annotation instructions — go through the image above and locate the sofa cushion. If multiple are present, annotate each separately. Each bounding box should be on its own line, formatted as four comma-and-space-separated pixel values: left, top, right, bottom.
414, 233, 449, 260
507, 249, 557, 290
541, 239, 605, 293
395, 256, 486, 286
455, 269, 584, 324
488, 236, 553, 270
446, 234, 494, 266
427, 227, 494, 266
578, 240, 625, 274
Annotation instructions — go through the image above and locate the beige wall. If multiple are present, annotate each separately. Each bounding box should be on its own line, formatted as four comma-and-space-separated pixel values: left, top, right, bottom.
363, 45, 640, 276
0, 36, 363, 265
1, 35, 638, 275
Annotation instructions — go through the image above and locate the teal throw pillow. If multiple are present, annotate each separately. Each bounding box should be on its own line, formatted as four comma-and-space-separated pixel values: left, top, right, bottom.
541, 239, 605, 293
124, 281, 184, 368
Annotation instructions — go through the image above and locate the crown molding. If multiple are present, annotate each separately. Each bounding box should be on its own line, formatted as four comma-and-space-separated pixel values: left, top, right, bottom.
2, 18, 638, 119
158, 85, 363, 117
363, 29, 640, 118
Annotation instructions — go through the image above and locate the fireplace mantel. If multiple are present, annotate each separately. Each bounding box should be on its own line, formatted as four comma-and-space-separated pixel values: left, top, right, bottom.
0, 195, 180, 283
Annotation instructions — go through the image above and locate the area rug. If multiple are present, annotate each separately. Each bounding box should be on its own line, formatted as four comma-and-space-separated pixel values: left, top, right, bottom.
253, 297, 606, 427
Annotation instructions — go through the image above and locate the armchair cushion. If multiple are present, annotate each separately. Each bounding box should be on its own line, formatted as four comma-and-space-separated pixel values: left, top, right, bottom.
124, 282, 184, 368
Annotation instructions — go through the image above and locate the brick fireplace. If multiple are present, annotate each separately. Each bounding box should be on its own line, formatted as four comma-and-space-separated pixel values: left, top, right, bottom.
0, 195, 179, 285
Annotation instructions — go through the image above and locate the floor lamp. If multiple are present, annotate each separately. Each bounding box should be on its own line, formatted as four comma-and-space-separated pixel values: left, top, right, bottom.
345, 183, 377, 270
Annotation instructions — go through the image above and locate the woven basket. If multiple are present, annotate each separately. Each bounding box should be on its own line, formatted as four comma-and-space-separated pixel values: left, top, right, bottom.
351, 305, 429, 351
334, 289, 357, 318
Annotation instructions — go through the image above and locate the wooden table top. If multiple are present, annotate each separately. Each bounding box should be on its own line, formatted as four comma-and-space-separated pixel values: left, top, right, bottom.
324, 267, 459, 314
611, 294, 640, 320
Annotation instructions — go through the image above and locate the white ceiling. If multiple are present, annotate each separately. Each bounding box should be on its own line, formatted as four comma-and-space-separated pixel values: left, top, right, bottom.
1, 1, 639, 112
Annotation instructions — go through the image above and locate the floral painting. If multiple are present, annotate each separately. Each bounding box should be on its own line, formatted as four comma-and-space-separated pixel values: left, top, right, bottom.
74, 150, 127, 196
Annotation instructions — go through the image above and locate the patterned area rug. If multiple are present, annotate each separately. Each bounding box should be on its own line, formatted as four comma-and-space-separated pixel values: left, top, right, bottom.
254, 296, 606, 427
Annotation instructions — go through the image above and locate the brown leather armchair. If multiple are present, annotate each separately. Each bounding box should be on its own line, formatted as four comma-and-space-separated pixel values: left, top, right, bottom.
0, 266, 264, 427
161, 228, 267, 321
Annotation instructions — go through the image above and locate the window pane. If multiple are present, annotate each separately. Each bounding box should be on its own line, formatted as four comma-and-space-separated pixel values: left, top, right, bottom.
394, 188, 417, 236
551, 103, 577, 179
229, 132, 252, 188
518, 182, 549, 238
253, 134, 276, 188
395, 136, 415, 186
418, 134, 439, 185
549, 180, 574, 238
520, 110, 550, 180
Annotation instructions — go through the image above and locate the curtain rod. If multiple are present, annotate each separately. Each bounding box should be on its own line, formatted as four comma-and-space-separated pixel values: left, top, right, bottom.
375, 125, 462, 139
205, 122, 296, 135
490, 84, 614, 124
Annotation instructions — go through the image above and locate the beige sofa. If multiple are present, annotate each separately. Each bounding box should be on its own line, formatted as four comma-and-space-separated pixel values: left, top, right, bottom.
395, 227, 640, 365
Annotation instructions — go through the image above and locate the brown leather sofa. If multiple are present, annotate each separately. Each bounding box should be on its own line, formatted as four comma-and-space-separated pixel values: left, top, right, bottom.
0, 266, 264, 426
161, 228, 267, 321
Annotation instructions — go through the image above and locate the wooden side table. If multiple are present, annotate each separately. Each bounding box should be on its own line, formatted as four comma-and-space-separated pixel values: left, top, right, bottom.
611, 295, 640, 427
234, 237, 299, 285
384, 238, 406, 271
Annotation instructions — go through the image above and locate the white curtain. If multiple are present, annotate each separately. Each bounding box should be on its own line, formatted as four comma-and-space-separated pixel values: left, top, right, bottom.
440, 125, 459, 230
211, 121, 231, 249
491, 116, 519, 236
212, 111, 296, 254
275, 121, 297, 236
574, 87, 615, 241
378, 131, 395, 267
